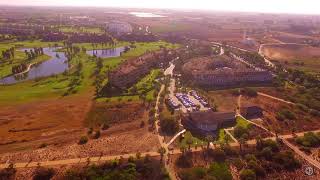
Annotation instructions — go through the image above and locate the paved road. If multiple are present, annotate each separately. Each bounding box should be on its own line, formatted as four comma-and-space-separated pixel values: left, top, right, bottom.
258, 92, 296, 105
224, 128, 239, 144
167, 129, 186, 146
155, 62, 177, 180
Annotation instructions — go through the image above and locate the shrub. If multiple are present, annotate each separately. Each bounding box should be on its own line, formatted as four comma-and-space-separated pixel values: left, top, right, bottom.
310, 109, 320, 117
273, 151, 301, 171
208, 162, 232, 180
260, 147, 273, 160
101, 123, 110, 130
222, 145, 239, 156
33, 167, 55, 180
232, 158, 245, 170
242, 88, 258, 97
78, 136, 88, 145
234, 126, 248, 138
247, 160, 266, 177
176, 154, 193, 168
160, 116, 179, 135
87, 128, 93, 135
208, 148, 226, 162
240, 169, 256, 180
244, 154, 257, 162
276, 109, 296, 120
93, 130, 101, 139
0, 166, 16, 180
261, 139, 279, 152
179, 167, 206, 180
140, 121, 145, 128
38, 143, 47, 149
295, 132, 320, 147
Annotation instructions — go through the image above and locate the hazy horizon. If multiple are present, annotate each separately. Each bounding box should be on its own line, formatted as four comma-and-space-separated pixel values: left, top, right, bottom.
0, 0, 320, 15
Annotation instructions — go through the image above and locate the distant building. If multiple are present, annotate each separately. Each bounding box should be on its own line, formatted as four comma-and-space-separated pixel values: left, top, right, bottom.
106, 21, 133, 36
181, 110, 236, 137
240, 106, 263, 119
108, 49, 176, 90
241, 31, 257, 46
182, 56, 272, 88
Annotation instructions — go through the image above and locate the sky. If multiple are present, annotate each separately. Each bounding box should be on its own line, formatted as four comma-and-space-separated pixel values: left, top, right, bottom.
0, 0, 320, 15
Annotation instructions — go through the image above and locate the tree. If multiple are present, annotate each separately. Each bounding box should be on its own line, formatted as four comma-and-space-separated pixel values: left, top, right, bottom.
78, 136, 88, 145
185, 131, 194, 151
240, 169, 256, 180
33, 167, 55, 180
158, 147, 166, 163
208, 162, 232, 180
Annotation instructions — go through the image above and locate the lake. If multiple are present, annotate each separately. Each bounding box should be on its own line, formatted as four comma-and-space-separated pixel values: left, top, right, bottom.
129, 12, 166, 18
0, 47, 68, 85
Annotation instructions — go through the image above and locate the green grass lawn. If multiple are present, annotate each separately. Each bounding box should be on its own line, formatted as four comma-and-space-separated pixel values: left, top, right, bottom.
75, 41, 130, 51
236, 116, 251, 129
180, 131, 205, 148
217, 129, 234, 144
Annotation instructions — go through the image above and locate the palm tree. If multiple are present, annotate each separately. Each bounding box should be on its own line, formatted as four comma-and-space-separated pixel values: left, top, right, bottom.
205, 135, 213, 150
180, 145, 187, 156
158, 147, 166, 163
186, 137, 193, 151
239, 137, 246, 154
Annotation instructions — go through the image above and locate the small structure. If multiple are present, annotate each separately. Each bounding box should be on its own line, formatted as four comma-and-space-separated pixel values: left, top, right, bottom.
181, 110, 236, 137
240, 106, 263, 119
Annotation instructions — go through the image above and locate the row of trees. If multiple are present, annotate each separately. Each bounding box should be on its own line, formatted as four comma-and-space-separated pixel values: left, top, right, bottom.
24, 47, 44, 60
1, 47, 15, 60
11, 63, 27, 74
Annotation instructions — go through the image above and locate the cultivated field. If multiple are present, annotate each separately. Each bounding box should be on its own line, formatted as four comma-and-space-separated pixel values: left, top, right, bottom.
261, 43, 320, 72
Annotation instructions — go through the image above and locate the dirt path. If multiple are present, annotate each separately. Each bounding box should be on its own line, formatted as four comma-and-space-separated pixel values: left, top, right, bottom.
2, 130, 320, 169
258, 92, 296, 105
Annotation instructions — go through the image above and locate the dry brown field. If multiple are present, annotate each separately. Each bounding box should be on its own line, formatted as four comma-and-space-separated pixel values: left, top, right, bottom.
241, 95, 320, 134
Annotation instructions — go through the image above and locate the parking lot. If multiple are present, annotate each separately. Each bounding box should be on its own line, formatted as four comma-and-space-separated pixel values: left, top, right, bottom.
167, 90, 210, 113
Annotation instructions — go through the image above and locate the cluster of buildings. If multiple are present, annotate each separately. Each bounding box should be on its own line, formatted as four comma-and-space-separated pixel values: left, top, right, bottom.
182, 56, 272, 88
182, 111, 236, 137
108, 49, 176, 90
181, 106, 263, 137
106, 21, 133, 36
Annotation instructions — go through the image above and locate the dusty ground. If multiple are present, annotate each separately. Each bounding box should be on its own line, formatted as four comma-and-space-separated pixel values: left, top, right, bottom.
261, 43, 320, 61
0, 93, 93, 153
207, 90, 238, 112
241, 95, 320, 134
0, 118, 160, 163
261, 43, 320, 72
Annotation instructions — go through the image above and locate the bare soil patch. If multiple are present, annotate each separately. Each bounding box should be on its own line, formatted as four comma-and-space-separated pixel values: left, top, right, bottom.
241, 95, 320, 134
0, 93, 93, 153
